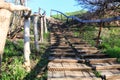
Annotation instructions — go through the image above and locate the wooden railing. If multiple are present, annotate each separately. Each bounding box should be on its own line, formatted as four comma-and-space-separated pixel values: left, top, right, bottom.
0, 1, 48, 72
50, 9, 120, 47
51, 9, 120, 23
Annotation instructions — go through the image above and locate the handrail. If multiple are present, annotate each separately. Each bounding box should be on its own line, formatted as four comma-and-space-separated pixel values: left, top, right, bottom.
51, 9, 68, 18
51, 9, 120, 23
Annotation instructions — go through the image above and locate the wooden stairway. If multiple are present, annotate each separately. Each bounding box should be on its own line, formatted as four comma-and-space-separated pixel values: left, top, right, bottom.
47, 25, 120, 80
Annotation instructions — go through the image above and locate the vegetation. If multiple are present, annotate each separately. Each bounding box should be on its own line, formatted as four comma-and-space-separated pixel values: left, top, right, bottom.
51, 8, 120, 59
2, 39, 49, 80
71, 24, 120, 59
51, 10, 86, 21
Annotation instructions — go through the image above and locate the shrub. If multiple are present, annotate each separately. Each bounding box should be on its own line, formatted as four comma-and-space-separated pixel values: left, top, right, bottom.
104, 46, 120, 58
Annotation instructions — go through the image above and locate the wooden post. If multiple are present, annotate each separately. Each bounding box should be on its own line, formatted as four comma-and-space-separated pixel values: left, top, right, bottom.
96, 23, 103, 47
0, 1, 31, 73
61, 14, 62, 20
38, 8, 41, 15
40, 16, 44, 43
43, 15, 47, 33
50, 9, 52, 17
24, 16, 31, 71
33, 14, 39, 52
0, 9, 12, 76
57, 12, 58, 19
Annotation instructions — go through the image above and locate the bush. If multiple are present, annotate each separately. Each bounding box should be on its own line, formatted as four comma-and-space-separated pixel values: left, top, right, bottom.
98, 43, 111, 49
104, 46, 120, 58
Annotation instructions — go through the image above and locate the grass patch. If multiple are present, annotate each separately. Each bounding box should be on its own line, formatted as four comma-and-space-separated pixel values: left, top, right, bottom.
104, 46, 120, 58
93, 71, 101, 77
2, 39, 49, 80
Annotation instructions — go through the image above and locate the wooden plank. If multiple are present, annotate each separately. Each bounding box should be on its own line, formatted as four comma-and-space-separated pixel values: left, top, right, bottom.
50, 46, 70, 48
89, 58, 117, 64
106, 74, 120, 80
49, 53, 76, 57
74, 44, 92, 48
81, 54, 108, 59
48, 71, 53, 78
49, 78, 67, 80
78, 50, 99, 54
66, 77, 102, 80
48, 62, 92, 71
49, 58, 85, 63
50, 49, 73, 52
96, 64, 120, 70
52, 71, 65, 78
50, 48, 73, 51
48, 66, 92, 71
49, 77, 101, 80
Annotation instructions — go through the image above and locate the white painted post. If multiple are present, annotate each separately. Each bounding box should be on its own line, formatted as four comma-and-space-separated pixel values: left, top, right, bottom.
24, 17, 31, 71
33, 14, 39, 52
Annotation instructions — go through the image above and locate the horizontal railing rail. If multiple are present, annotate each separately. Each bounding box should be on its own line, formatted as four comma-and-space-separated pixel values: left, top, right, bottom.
51, 9, 120, 23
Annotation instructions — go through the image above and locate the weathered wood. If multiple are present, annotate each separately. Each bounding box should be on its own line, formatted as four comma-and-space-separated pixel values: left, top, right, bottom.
76, 47, 98, 50
48, 62, 92, 71
43, 16, 47, 33
40, 16, 44, 43
95, 64, 120, 70
106, 74, 120, 80
49, 77, 101, 80
98, 69, 120, 80
0, 1, 31, 73
33, 14, 39, 52
96, 23, 103, 47
50, 53, 76, 58
0, 2, 30, 11
49, 58, 85, 63
50, 49, 73, 52
23, 17, 31, 71
50, 46, 70, 48
48, 67, 92, 71
89, 58, 117, 64
0, 9, 12, 75
81, 54, 108, 59
78, 50, 99, 54
51, 9, 120, 23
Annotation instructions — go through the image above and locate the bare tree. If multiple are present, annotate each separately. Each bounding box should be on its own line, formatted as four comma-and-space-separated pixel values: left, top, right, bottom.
75, 0, 120, 18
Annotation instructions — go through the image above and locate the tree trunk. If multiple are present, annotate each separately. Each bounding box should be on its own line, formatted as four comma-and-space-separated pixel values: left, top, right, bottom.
33, 15, 39, 52
0, 9, 12, 75
24, 17, 31, 71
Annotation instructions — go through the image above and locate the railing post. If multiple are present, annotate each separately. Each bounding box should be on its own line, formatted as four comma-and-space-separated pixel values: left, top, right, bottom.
40, 16, 44, 43
38, 8, 41, 15
61, 14, 62, 20
43, 15, 47, 33
57, 12, 58, 19
66, 17, 69, 23
0, 8, 12, 76
50, 9, 52, 17
23, 13, 31, 71
96, 22, 103, 47
33, 13, 39, 52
